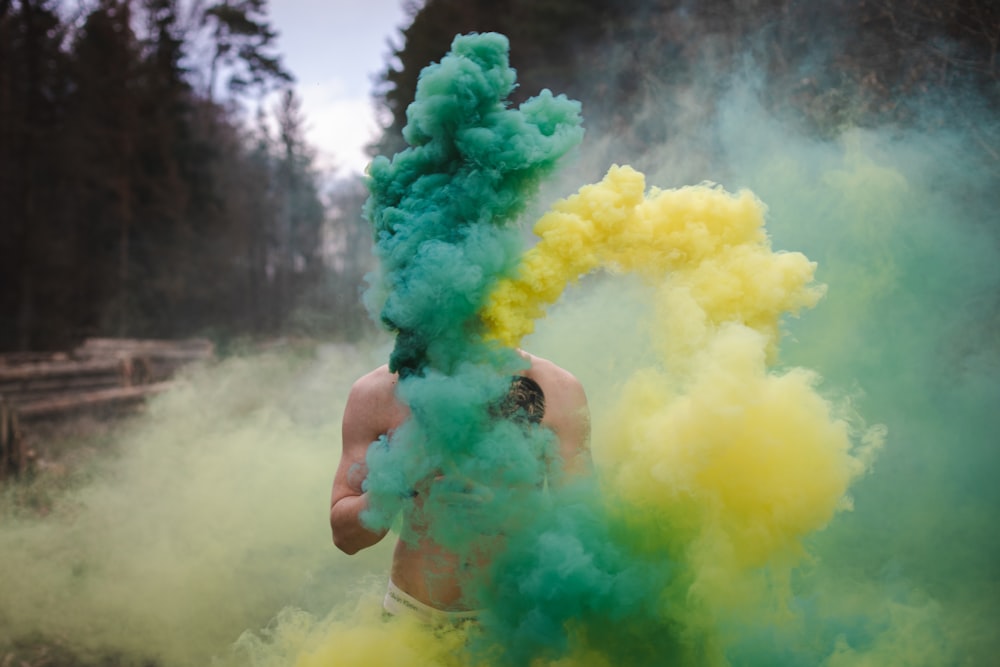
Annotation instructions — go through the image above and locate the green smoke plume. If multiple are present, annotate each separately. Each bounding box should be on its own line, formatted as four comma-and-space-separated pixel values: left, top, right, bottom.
359, 33, 584, 549
363, 31, 583, 378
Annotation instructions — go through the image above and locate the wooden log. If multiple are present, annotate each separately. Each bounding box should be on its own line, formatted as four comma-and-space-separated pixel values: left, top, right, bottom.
0, 339, 212, 452
0, 373, 123, 391
74, 337, 214, 360
73, 339, 213, 383
15, 382, 176, 422
0, 359, 131, 406
0, 374, 124, 397
1, 382, 124, 406
0, 351, 70, 366
0, 358, 124, 382
73, 338, 215, 384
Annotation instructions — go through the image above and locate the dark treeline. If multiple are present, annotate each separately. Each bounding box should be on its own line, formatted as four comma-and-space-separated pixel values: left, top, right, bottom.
1, 0, 372, 352
376, 0, 999, 165
3, 0, 997, 352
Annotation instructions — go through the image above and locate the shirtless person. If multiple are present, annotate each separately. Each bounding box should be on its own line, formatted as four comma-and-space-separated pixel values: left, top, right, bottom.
329, 351, 590, 623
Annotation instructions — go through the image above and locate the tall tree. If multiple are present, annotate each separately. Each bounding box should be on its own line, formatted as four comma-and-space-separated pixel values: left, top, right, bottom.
65, 0, 140, 338
129, 0, 201, 336
0, 0, 73, 350
198, 0, 292, 102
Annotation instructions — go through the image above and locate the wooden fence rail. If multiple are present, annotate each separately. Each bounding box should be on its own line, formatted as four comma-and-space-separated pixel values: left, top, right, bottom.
0, 338, 213, 481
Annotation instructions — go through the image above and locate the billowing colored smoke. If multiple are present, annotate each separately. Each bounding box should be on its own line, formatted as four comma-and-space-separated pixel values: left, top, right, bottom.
359, 32, 584, 542
0, 27, 996, 667
482, 164, 825, 355
354, 31, 880, 667
469, 165, 882, 665
364, 31, 582, 378
522, 96, 1000, 662
485, 160, 879, 560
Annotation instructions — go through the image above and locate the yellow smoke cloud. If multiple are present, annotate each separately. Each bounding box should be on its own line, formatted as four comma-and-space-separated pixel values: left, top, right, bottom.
233, 594, 473, 667
485, 164, 883, 616
233, 591, 621, 667
482, 165, 823, 356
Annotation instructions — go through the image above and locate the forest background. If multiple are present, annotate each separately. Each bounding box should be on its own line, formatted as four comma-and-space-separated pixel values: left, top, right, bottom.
2, 0, 997, 352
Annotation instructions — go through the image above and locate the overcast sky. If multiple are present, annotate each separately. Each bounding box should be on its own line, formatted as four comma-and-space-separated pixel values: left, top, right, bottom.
269, 0, 411, 177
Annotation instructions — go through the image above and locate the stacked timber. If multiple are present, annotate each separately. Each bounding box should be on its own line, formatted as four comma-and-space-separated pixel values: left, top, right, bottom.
0, 338, 213, 479
73, 337, 215, 382
0, 351, 70, 365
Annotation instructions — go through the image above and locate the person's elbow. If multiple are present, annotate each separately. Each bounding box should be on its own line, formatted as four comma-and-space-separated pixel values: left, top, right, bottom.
330, 506, 380, 555
331, 523, 387, 555
332, 531, 363, 555
330, 513, 359, 555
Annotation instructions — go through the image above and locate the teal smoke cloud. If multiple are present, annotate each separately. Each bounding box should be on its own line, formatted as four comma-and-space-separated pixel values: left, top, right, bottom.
363, 32, 583, 378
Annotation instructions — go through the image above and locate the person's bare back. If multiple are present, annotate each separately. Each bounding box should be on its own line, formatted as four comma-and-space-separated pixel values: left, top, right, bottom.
329, 351, 590, 614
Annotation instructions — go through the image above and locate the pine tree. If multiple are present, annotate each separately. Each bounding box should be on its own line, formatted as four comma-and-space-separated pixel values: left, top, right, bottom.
0, 0, 74, 349
199, 0, 292, 102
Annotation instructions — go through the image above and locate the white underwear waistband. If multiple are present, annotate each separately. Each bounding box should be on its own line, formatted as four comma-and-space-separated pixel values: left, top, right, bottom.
383, 579, 481, 625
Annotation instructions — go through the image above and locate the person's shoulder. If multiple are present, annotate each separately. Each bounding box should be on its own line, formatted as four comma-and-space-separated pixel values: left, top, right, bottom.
352, 364, 396, 391
521, 351, 576, 381
520, 352, 590, 463
347, 365, 402, 411
343, 364, 408, 434
520, 352, 585, 397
